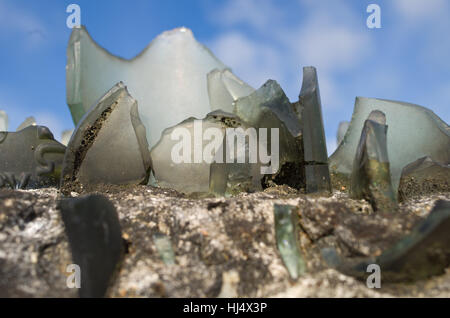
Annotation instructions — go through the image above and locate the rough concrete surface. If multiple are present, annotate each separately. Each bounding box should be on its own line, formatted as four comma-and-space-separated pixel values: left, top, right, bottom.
0, 185, 449, 298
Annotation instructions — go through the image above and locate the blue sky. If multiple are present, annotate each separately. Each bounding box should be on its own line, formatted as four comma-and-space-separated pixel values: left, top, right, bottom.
0, 0, 449, 154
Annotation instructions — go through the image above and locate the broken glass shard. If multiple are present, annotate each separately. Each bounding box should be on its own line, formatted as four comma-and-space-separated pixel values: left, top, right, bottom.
274, 204, 306, 280
234, 80, 301, 138
291, 100, 303, 123
67, 26, 232, 149
230, 80, 305, 192
151, 110, 261, 194
399, 156, 450, 201
376, 200, 450, 281
61, 129, 74, 146
61, 82, 151, 192
59, 194, 123, 298
207, 68, 255, 113
329, 97, 450, 193
323, 200, 450, 282
298, 67, 331, 194
350, 111, 397, 212
153, 233, 175, 265
209, 121, 263, 196
151, 113, 225, 194
0, 110, 8, 131
337, 121, 350, 146
16, 116, 36, 131
0, 125, 66, 189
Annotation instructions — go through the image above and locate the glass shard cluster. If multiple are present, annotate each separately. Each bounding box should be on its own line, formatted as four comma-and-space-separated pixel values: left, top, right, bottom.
0, 26, 449, 289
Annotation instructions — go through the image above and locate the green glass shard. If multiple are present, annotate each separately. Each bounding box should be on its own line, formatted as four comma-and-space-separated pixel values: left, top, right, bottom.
151, 113, 226, 194
207, 68, 255, 113
376, 200, 450, 281
329, 97, 450, 194
209, 120, 263, 196
399, 156, 450, 200
16, 116, 36, 131
67, 26, 234, 149
304, 164, 331, 193
151, 78, 305, 195
61, 82, 151, 192
350, 111, 397, 212
323, 200, 450, 282
299, 67, 328, 161
0, 125, 65, 189
209, 159, 262, 197
274, 204, 306, 280
59, 194, 123, 297
232, 80, 305, 191
234, 80, 301, 138
151, 110, 261, 194
298, 67, 331, 194
291, 101, 303, 124
0, 110, 8, 131
153, 233, 176, 265
337, 121, 350, 146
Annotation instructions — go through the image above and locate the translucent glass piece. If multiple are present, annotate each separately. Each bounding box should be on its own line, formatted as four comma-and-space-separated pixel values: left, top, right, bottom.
59, 194, 123, 297
0, 125, 65, 189
67, 26, 228, 148
61, 129, 74, 146
16, 116, 36, 131
151, 110, 259, 194
234, 80, 301, 138
299, 67, 328, 162
207, 68, 255, 113
298, 67, 331, 194
231, 80, 304, 191
399, 156, 450, 200
209, 122, 263, 196
337, 121, 349, 146
0, 110, 8, 131
291, 101, 303, 123
329, 97, 450, 193
153, 233, 175, 265
61, 82, 151, 192
274, 204, 306, 280
323, 200, 450, 282
350, 111, 397, 211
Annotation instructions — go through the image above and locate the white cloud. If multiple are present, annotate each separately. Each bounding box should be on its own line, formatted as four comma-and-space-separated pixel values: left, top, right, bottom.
208, 0, 381, 156
288, 24, 371, 72
209, 0, 373, 102
390, 0, 450, 72
211, 0, 284, 30
362, 66, 403, 99
279, 1, 372, 73
209, 31, 284, 89
207, 0, 450, 150
393, 0, 448, 21
0, 0, 47, 47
